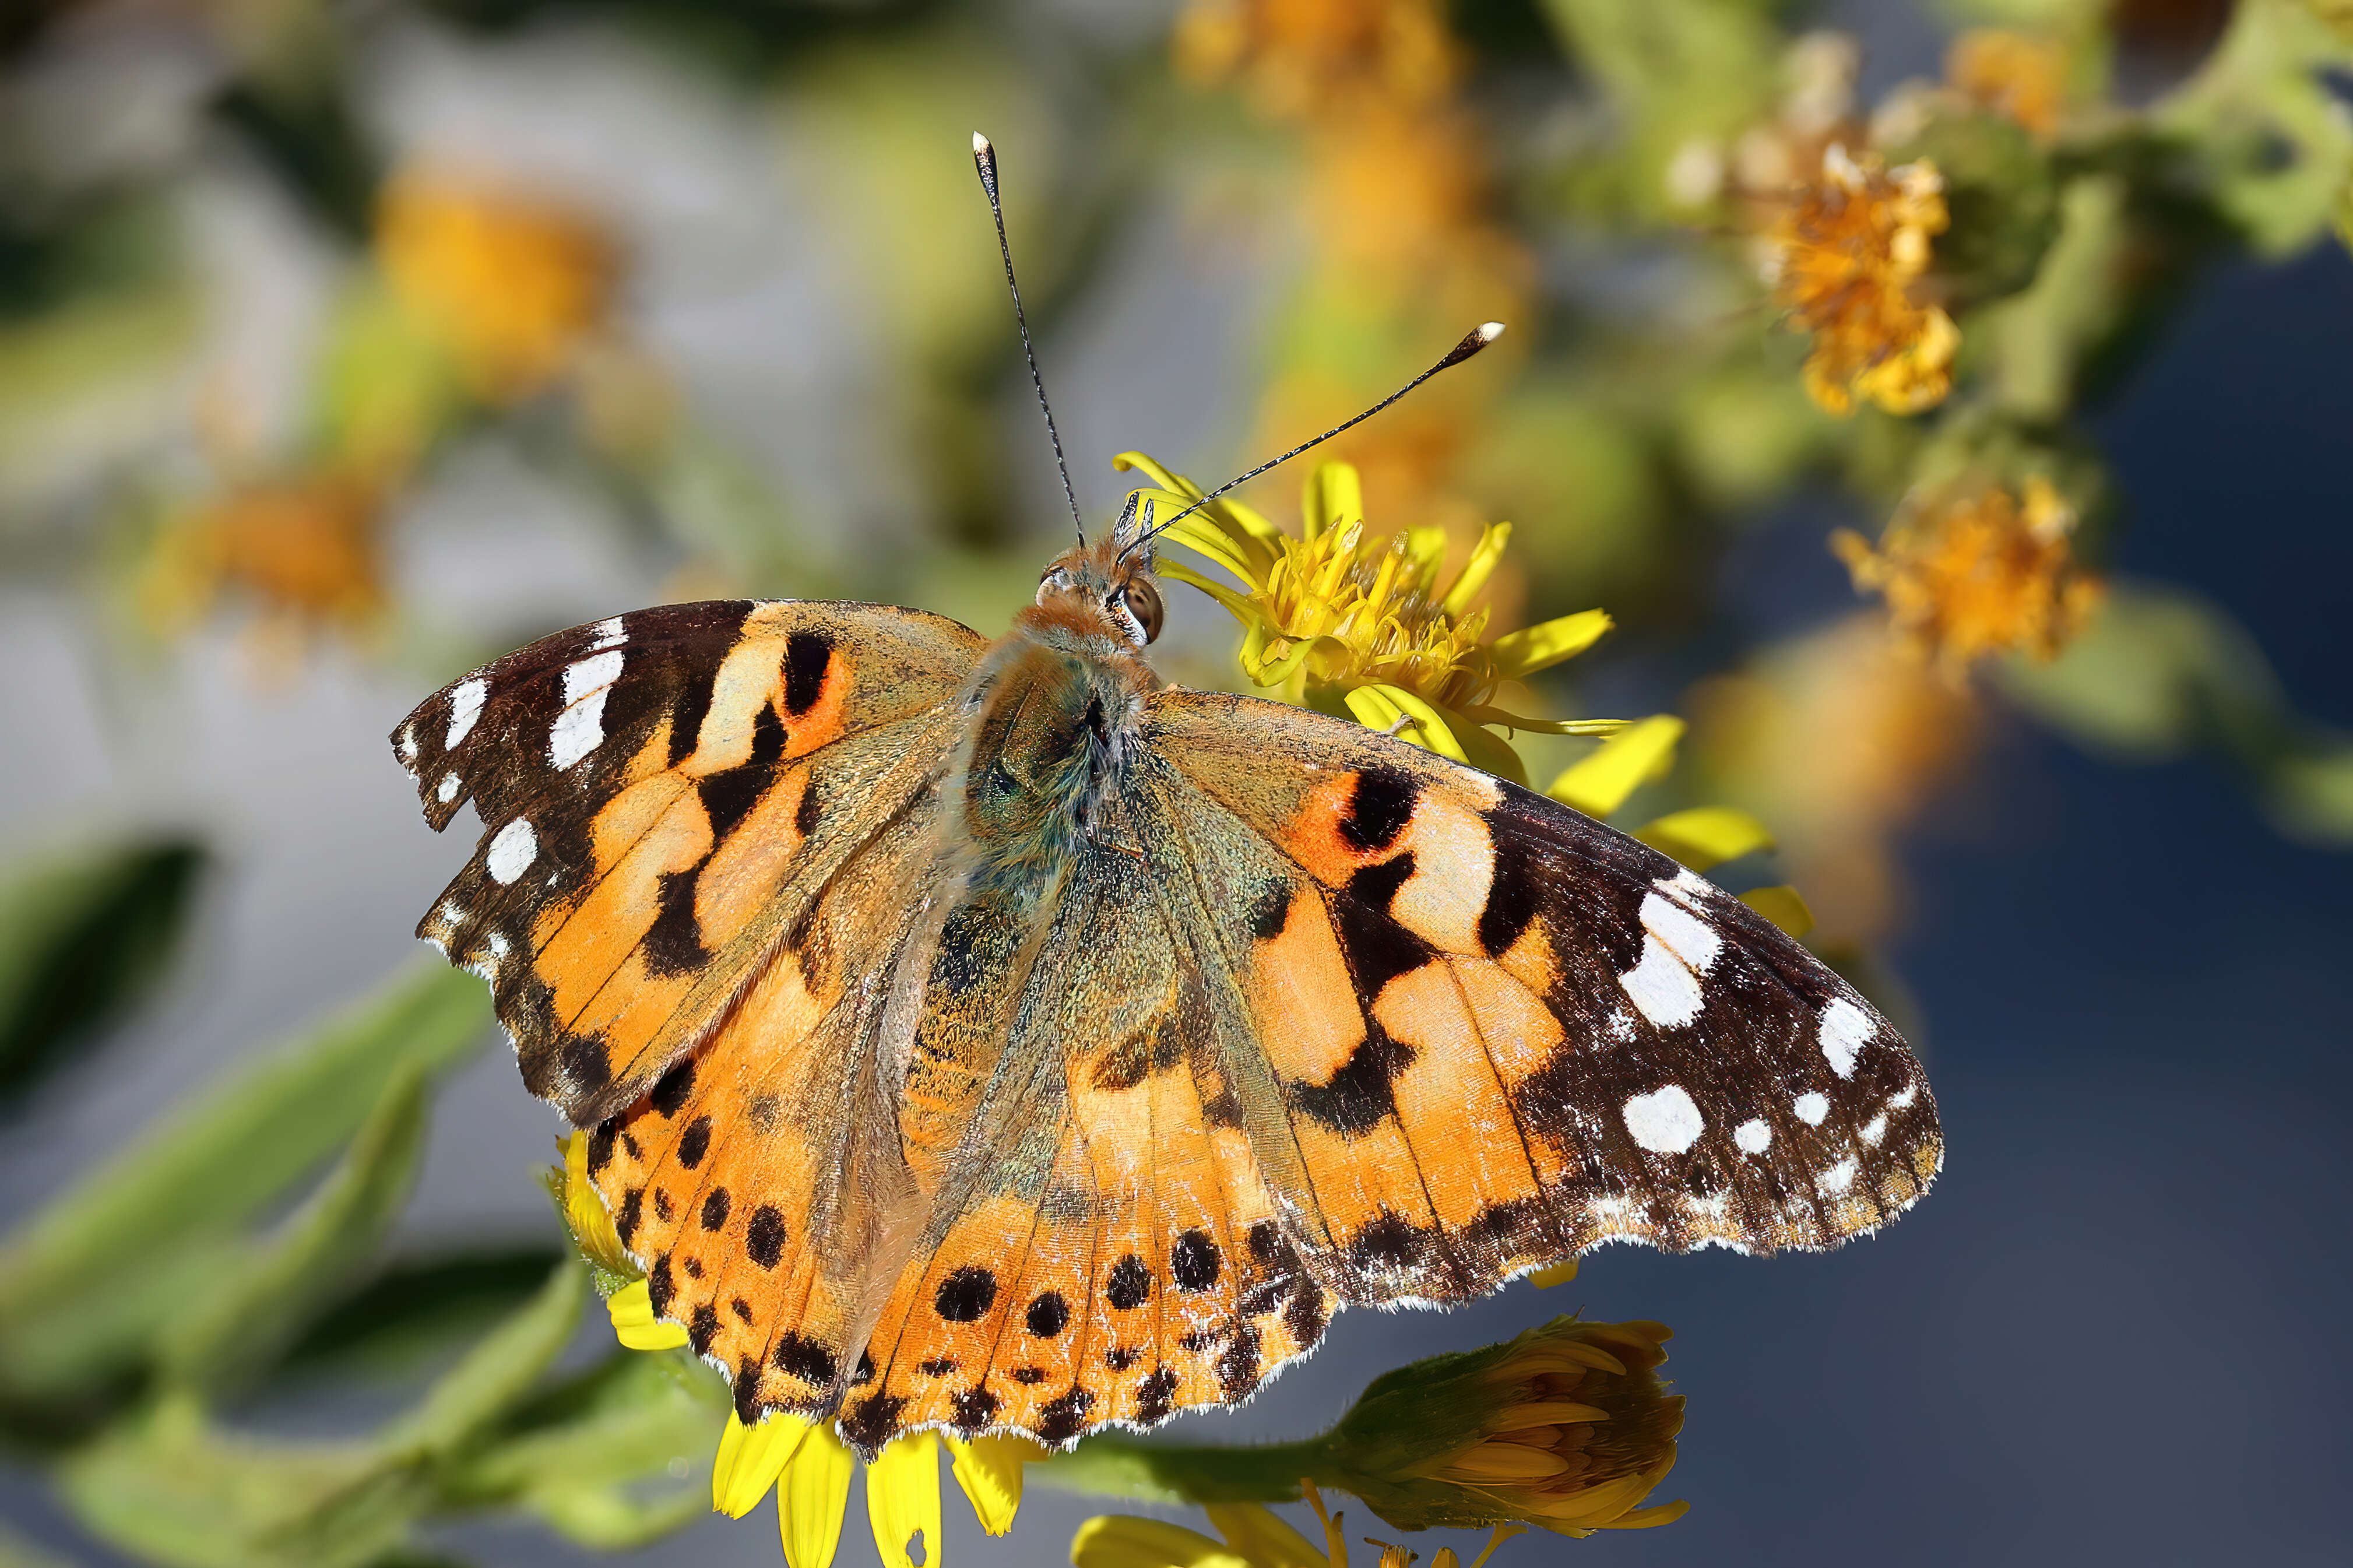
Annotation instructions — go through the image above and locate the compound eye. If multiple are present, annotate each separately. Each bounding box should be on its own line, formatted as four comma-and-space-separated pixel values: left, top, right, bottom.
1122, 578, 1164, 645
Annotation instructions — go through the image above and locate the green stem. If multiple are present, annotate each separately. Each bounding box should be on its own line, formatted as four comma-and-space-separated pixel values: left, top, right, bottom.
1037, 1434, 1336, 1505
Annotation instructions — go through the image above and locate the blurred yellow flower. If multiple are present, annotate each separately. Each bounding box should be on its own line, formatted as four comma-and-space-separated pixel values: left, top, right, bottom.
1832, 475, 2104, 678
143, 466, 386, 639
1173, 0, 1459, 121
1947, 29, 2069, 142
1758, 145, 1957, 417
377, 164, 616, 405
1690, 611, 1979, 941
1122, 453, 1617, 782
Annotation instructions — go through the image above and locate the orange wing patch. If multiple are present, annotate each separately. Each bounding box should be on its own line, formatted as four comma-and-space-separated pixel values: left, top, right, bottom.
396, 600, 987, 1125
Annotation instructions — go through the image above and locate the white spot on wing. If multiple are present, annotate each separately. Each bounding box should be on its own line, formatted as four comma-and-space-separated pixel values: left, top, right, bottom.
1819, 1157, 1858, 1195
437, 772, 460, 804
1734, 1117, 1772, 1154
550, 649, 624, 771
1793, 1091, 1830, 1126
1861, 1113, 1888, 1146
1619, 936, 1703, 1028
397, 726, 420, 764
588, 616, 626, 649
1616, 890, 1720, 1028
1641, 890, 1722, 972
1887, 1080, 1918, 1110
446, 677, 487, 748
1818, 997, 1873, 1078
486, 818, 537, 884
1623, 1084, 1705, 1153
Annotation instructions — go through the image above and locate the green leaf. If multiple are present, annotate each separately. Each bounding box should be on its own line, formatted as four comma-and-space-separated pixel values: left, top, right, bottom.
0, 836, 205, 1105
158, 1061, 431, 1396
381, 1258, 585, 1460
0, 965, 488, 1404
277, 1247, 571, 1381
447, 1350, 724, 1549
60, 1393, 425, 1568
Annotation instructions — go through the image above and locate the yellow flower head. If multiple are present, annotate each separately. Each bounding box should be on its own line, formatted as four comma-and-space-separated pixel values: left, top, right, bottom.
1757, 144, 1958, 417
1947, 29, 2069, 142
1315, 1317, 1686, 1537
1173, 0, 1461, 119
1832, 474, 2104, 678
1119, 452, 1617, 783
377, 164, 616, 404
145, 466, 386, 637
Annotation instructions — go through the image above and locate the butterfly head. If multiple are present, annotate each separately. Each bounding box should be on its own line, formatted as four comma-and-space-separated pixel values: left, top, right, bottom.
1020, 501, 1163, 655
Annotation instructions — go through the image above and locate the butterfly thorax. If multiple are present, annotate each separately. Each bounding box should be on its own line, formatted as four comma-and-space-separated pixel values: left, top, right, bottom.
949, 564, 1159, 894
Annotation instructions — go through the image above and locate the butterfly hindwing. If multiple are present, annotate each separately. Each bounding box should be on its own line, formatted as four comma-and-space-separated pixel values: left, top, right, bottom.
389, 600, 987, 1124
842, 817, 1332, 1446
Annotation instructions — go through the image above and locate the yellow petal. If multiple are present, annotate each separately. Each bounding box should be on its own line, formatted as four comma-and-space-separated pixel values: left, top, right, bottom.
1440, 521, 1514, 617
556, 1130, 627, 1271
1302, 459, 1362, 539
1486, 608, 1609, 680
1592, 1499, 1690, 1530
1366, 684, 1471, 763
605, 1279, 689, 1351
866, 1432, 942, 1568
1155, 560, 1258, 623
712, 1411, 812, 1519
1488, 1401, 1613, 1430
1631, 806, 1774, 871
1156, 507, 1265, 586
1546, 715, 1685, 818
1437, 1443, 1577, 1482
1466, 1524, 1528, 1568
778, 1424, 855, 1568
1738, 884, 1816, 938
1526, 1260, 1578, 1288
1201, 1503, 1328, 1568
945, 1433, 1042, 1537
1072, 1515, 1251, 1568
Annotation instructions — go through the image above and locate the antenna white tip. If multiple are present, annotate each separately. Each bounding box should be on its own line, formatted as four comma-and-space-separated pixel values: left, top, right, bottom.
1478, 321, 1507, 342
973, 131, 991, 154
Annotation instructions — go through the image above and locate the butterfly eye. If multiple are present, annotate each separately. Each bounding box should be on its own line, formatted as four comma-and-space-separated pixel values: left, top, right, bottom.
1121, 578, 1163, 645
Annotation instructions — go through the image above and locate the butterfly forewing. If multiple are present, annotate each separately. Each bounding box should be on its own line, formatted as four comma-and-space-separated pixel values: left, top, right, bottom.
1144, 690, 1942, 1272
389, 600, 987, 1123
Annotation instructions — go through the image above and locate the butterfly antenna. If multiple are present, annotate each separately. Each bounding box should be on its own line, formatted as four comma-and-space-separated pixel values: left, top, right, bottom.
972, 132, 1087, 548
1121, 321, 1507, 564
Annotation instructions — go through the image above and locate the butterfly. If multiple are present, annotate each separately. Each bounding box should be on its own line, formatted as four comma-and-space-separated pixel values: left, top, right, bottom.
391, 137, 1938, 1456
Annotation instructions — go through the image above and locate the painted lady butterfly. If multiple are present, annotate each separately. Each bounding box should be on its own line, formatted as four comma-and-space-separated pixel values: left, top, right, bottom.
391, 139, 1939, 1457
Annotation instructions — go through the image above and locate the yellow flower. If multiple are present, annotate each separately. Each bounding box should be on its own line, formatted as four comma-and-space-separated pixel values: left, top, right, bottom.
1831, 474, 2104, 678
710, 1411, 1043, 1568
1947, 29, 2069, 142
1120, 452, 1617, 783
1316, 1317, 1686, 1538
1757, 144, 1957, 417
1074, 1488, 1521, 1568
376, 164, 615, 405
143, 466, 387, 639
